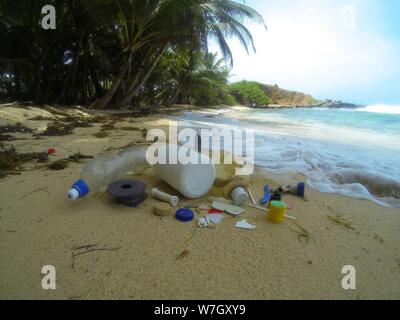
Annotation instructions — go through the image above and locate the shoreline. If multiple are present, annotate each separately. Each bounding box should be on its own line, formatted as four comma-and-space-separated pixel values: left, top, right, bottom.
0, 104, 399, 299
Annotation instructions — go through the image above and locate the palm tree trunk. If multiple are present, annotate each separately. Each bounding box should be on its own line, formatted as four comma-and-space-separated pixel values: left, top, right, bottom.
90, 74, 122, 109
118, 45, 167, 106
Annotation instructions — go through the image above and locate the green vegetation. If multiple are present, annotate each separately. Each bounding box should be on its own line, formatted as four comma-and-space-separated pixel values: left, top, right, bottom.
230, 81, 270, 107
0, 0, 266, 108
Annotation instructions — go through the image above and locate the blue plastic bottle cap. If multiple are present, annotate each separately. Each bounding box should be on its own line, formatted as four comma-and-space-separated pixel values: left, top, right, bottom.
175, 208, 195, 222
68, 179, 90, 200
297, 183, 306, 198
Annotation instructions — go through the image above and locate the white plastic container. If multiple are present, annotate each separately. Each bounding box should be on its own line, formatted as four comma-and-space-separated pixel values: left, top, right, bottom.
152, 144, 216, 199
67, 146, 149, 200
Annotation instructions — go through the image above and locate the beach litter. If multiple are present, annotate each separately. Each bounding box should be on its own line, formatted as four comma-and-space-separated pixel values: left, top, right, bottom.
223, 179, 249, 206
153, 203, 173, 217
259, 185, 271, 205
272, 182, 306, 198
175, 208, 195, 222
249, 203, 296, 221
197, 204, 209, 211
153, 144, 216, 199
107, 179, 147, 207
198, 214, 224, 228
247, 187, 257, 206
208, 208, 224, 214
207, 214, 224, 224
236, 219, 256, 230
211, 201, 246, 216
208, 196, 233, 204
67, 146, 149, 200
151, 188, 179, 207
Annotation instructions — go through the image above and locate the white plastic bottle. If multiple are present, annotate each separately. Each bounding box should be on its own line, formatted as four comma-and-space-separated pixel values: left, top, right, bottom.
152, 144, 216, 199
67, 146, 149, 200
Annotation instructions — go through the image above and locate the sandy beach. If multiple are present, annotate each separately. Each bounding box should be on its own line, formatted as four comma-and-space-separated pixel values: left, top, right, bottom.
0, 105, 399, 300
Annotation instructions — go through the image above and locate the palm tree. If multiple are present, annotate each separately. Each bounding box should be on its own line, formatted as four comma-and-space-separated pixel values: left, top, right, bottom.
92, 0, 266, 108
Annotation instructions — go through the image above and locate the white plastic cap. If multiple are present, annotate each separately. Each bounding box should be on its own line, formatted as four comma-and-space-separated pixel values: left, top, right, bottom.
67, 188, 79, 200
231, 187, 248, 206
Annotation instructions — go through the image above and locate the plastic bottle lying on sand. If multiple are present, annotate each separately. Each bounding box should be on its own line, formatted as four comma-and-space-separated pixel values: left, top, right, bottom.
68, 144, 216, 200
67, 146, 149, 200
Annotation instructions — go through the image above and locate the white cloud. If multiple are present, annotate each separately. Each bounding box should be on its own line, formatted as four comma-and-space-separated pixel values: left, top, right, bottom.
211, 0, 400, 102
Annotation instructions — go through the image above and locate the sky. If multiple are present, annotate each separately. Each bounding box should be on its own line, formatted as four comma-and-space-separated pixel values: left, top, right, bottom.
213, 0, 400, 105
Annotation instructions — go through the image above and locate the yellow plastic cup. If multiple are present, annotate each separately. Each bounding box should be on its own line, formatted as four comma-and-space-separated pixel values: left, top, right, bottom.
268, 201, 287, 223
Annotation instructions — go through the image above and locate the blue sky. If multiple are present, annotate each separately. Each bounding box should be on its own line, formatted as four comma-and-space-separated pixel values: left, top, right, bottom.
216, 0, 400, 105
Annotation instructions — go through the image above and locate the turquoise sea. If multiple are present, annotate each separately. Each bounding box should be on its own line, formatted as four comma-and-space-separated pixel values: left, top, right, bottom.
173, 105, 400, 207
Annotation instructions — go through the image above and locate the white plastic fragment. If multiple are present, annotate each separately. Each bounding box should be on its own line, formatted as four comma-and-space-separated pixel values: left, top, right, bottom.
211, 201, 246, 216
198, 214, 224, 228
198, 217, 210, 228
197, 204, 209, 211
208, 196, 234, 204
207, 214, 224, 224
236, 219, 256, 230
247, 187, 257, 206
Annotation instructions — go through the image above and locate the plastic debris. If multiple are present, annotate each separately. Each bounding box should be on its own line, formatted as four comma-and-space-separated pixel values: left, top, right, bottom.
151, 188, 179, 207
247, 187, 257, 206
175, 208, 195, 222
236, 219, 256, 230
211, 201, 246, 216
249, 204, 268, 212
107, 179, 147, 207
198, 214, 224, 227
197, 204, 209, 211
207, 214, 224, 224
260, 185, 271, 205
208, 196, 233, 204
153, 203, 173, 217
272, 183, 306, 198
208, 208, 224, 214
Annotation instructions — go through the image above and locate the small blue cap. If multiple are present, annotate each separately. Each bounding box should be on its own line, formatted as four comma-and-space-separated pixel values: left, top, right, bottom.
175, 208, 195, 222
297, 183, 305, 198
71, 179, 90, 198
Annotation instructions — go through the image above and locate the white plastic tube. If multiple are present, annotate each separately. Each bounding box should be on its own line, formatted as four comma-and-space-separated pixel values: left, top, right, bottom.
151, 188, 179, 207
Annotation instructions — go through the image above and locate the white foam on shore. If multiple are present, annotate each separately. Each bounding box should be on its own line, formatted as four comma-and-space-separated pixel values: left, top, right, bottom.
356, 104, 400, 115
173, 109, 400, 208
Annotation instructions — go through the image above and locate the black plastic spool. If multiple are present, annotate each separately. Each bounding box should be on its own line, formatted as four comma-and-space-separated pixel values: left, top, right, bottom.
107, 179, 147, 207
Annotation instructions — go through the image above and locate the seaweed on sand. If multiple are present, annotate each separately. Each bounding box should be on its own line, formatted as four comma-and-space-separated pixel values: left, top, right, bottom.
93, 131, 110, 138
47, 152, 94, 171
327, 214, 355, 230
0, 133, 16, 141
39, 121, 75, 136
47, 160, 69, 170
0, 145, 48, 178
0, 122, 33, 134
100, 121, 115, 130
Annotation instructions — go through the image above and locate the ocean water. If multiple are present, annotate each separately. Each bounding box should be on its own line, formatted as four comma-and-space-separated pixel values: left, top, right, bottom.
171, 105, 400, 208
